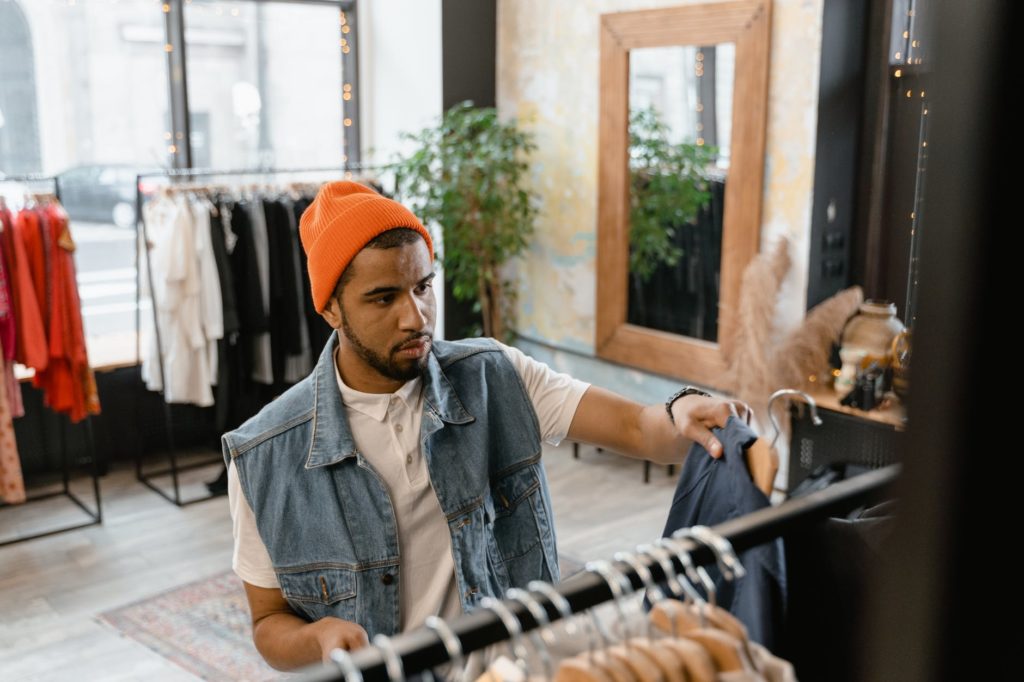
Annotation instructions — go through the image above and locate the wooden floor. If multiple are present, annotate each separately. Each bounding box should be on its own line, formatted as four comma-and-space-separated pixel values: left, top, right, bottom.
0, 443, 679, 681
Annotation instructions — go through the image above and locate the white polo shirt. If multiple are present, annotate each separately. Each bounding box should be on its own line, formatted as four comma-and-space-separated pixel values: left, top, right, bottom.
228, 341, 589, 631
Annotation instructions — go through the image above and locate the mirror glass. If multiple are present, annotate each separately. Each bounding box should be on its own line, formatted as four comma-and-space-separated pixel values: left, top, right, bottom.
627, 43, 734, 343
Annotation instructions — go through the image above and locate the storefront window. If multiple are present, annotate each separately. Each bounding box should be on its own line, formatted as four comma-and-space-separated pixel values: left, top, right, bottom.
184, 0, 347, 170
0, 0, 355, 365
0, 0, 169, 364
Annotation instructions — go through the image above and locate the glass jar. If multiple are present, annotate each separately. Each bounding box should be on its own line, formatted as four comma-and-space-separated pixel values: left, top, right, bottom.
835, 301, 905, 397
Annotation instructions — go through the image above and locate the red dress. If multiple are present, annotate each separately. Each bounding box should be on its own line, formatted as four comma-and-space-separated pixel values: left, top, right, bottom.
31, 204, 100, 422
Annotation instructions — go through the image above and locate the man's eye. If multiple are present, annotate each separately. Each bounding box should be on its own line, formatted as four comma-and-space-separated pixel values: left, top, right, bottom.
416, 282, 433, 294
375, 295, 394, 305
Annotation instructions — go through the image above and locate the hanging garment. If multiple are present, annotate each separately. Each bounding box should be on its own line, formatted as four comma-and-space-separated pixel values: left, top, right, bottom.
246, 200, 273, 385
0, 226, 15, 363
263, 198, 305, 384
140, 195, 214, 406
3, 206, 48, 372
0, 354, 26, 504
0, 226, 24, 417
189, 196, 224, 385
781, 463, 896, 682
292, 197, 333, 354
281, 198, 312, 383
30, 203, 100, 422
660, 416, 787, 651
226, 199, 267, 385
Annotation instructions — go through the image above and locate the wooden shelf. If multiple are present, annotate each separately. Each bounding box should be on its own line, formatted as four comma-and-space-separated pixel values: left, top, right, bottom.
806, 385, 907, 430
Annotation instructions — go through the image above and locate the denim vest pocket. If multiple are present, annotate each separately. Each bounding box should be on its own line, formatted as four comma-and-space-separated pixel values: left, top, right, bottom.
278, 567, 358, 623
490, 464, 544, 562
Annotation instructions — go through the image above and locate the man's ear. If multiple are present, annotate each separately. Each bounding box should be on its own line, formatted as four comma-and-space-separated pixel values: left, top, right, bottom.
320, 295, 342, 330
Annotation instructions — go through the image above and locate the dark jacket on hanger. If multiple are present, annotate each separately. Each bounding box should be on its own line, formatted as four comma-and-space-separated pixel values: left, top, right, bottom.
262, 199, 303, 384
660, 416, 787, 650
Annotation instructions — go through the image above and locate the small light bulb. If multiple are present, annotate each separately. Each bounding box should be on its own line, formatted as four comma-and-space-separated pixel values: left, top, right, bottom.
894, 69, 902, 77
895, 51, 902, 60
344, 118, 352, 127
343, 25, 350, 34
164, 43, 173, 53
168, 145, 177, 153
343, 92, 352, 101
696, 137, 705, 146
164, 132, 172, 140
906, 89, 912, 98
162, 2, 169, 11
342, 46, 350, 54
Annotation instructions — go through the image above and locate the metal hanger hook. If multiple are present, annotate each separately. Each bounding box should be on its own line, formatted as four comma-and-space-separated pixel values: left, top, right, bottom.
424, 615, 466, 682
371, 633, 406, 682
586, 560, 638, 645
328, 647, 364, 682
675, 526, 747, 581
479, 596, 532, 677
506, 588, 556, 680
613, 551, 660, 639
767, 388, 823, 449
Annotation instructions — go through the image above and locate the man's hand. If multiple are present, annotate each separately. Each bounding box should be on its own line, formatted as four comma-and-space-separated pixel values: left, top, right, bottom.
669, 394, 748, 459
312, 617, 370, 663
567, 385, 748, 465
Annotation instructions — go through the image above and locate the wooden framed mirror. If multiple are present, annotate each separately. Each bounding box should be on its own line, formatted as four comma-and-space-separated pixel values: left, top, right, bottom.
596, 0, 771, 388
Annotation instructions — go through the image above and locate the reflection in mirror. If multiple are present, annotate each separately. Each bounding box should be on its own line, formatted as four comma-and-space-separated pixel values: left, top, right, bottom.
627, 44, 735, 343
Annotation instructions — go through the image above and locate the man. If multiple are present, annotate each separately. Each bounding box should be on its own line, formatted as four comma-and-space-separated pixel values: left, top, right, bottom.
223, 181, 745, 671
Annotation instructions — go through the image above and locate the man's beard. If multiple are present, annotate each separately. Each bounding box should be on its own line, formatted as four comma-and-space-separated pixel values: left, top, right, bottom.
340, 308, 431, 383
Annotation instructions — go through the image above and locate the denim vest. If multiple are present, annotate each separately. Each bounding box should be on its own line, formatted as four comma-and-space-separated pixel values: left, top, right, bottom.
222, 334, 560, 637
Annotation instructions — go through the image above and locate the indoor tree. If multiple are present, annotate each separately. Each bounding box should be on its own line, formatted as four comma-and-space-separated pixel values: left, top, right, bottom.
389, 101, 538, 342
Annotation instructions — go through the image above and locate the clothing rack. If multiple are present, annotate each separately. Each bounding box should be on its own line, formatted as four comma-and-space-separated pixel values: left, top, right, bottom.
294, 463, 900, 682
132, 165, 383, 506
0, 174, 104, 546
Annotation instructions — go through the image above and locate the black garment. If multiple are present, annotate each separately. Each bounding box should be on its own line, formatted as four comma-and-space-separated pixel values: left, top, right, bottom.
781, 463, 897, 682
226, 200, 268, 383
660, 416, 786, 650
262, 199, 303, 384
208, 206, 239, 434
209, 208, 239, 338
292, 197, 333, 354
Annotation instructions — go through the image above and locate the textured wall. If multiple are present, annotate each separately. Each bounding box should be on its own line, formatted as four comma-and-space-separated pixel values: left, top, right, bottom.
498, 0, 823, 393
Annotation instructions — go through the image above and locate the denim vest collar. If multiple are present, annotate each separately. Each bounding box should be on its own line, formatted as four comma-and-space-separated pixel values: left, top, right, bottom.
305, 333, 475, 470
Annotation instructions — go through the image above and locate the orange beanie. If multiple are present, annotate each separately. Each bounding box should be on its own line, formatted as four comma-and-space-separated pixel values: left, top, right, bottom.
299, 181, 433, 312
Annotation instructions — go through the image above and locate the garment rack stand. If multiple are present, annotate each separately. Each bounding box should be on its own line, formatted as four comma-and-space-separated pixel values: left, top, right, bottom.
132, 164, 382, 506
0, 174, 104, 545
293, 464, 900, 682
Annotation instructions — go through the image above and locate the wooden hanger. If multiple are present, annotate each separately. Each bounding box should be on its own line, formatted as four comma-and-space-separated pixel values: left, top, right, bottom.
657, 637, 717, 682
744, 436, 778, 497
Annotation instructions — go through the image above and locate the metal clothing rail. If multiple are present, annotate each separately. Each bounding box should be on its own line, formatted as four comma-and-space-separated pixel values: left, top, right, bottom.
294, 464, 900, 682
0, 174, 104, 545
131, 164, 384, 506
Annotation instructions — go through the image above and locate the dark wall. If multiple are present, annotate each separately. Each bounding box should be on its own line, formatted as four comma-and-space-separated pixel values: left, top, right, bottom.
807, 0, 870, 309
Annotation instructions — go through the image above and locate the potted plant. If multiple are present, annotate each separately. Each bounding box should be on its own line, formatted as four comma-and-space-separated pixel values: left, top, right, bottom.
389, 101, 538, 342
628, 106, 718, 282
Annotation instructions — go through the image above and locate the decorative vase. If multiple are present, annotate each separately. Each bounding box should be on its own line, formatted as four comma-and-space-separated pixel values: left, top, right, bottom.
836, 300, 905, 397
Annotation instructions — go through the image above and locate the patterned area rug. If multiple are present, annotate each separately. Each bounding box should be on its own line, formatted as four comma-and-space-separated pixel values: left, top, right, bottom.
97, 556, 586, 681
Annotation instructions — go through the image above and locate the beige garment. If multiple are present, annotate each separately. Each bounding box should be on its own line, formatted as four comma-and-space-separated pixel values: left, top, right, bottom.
0, 355, 26, 504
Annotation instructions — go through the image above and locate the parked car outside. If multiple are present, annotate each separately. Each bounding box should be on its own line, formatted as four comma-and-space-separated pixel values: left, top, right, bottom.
55, 164, 160, 228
